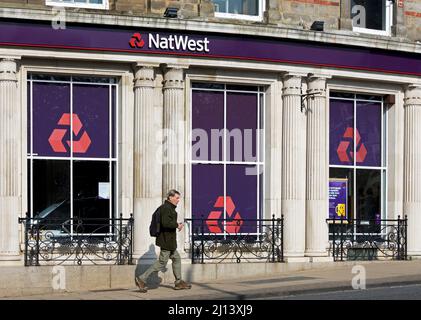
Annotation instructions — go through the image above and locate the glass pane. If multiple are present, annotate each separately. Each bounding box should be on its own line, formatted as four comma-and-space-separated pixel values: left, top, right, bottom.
72, 84, 110, 158
329, 99, 354, 166
226, 92, 258, 162
32, 82, 71, 157
73, 161, 110, 230
330, 91, 354, 99
213, 0, 258, 15
111, 85, 116, 159
356, 102, 382, 167
351, 0, 385, 31
191, 164, 224, 233
192, 82, 224, 90
32, 160, 70, 226
30, 74, 71, 82
27, 82, 31, 155
329, 168, 354, 220
192, 90, 224, 161
213, 0, 228, 13
226, 164, 258, 234
356, 169, 381, 221
259, 93, 264, 163
226, 84, 259, 92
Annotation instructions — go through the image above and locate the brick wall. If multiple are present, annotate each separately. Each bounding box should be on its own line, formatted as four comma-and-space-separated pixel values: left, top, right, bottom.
404, 0, 421, 41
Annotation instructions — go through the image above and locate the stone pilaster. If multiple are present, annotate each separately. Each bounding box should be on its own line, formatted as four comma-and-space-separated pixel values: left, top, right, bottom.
0, 57, 21, 260
162, 65, 188, 253
403, 84, 421, 256
281, 73, 307, 261
132, 63, 161, 261
305, 75, 331, 261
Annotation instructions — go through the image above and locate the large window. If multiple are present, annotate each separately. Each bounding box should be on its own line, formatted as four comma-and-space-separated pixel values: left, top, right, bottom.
46, 0, 109, 10
213, 0, 264, 22
191, 83, 264, 235
329, 92, 387, 226
27, 74, 118, 233
351, 0, 393, 36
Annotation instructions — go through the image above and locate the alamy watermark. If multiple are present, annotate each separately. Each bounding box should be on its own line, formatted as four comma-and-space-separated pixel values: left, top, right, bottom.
351, 265, 367, 290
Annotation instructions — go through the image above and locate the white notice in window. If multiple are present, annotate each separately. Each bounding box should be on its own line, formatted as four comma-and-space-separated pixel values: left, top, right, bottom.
98, 182, 110, 199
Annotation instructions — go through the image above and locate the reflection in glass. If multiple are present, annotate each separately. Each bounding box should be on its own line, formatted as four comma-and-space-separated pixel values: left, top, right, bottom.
32, 160, 70, 226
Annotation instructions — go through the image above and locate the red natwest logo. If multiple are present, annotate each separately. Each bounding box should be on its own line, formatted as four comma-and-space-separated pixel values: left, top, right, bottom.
48, 113, 91, 154
206, 196, 243, 234
336, 127, 367, 163
129, 33, 145, 48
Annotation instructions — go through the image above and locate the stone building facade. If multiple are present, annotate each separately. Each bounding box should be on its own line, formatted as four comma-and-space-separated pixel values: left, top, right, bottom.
0, 0, 421, 267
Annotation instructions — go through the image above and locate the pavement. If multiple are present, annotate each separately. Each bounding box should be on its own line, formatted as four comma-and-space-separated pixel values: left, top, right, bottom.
3, 260, 421, 300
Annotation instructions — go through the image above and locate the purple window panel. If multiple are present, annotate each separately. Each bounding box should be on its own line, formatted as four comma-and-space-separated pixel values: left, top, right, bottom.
356, 102, 382, 167
192, 90, 224, 161
192, 164, 224, 233
112, 86, 116, 158
226, 164, 258, 234
72, 84, 110, 158
329, 99, 354, 166
226, 92, 258, 162
33, 82, 71, 157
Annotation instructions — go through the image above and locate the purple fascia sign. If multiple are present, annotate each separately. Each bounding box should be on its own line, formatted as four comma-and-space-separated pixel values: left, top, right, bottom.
0, 19, 421, 76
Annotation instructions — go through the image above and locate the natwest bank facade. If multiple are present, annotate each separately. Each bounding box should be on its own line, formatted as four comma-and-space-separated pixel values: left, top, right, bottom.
0, 16, 421, 269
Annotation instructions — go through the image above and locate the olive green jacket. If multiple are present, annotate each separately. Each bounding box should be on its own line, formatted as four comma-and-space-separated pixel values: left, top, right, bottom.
156, 200, 178, 251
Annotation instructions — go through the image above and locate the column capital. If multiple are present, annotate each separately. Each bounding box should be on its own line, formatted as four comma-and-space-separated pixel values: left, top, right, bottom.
281, 73, 303, 96
0, 58, 19, 82
404, 84, 421, 107
307, 74, 329, 95
163, 64, 188, 90
133, 64, 157, 88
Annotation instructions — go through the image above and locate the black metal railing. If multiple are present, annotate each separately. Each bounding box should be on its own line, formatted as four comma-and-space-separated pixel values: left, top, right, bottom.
19, 214, 134, 266
185, 215, 284, 264
326, 216, 407, 261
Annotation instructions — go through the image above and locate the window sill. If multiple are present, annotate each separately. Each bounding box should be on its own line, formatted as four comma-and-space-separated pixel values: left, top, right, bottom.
214, 12, 263, 22
45, 1, 109, 10
352, 27, 391, 37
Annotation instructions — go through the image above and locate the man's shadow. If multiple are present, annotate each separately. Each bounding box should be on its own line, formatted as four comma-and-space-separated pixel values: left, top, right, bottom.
134, 244, 165, 289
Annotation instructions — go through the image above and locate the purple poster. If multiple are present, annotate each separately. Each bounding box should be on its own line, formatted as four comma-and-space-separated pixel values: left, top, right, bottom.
329, 99, 354, 166
356, 102, 382, 167
73, 84, 110, 158
329, 179, 348, 220
192, 90, 224, 161
226, 164, 259, 234
32, 82, 71, 157
191, 164, 224, 232
226, 92, 258, 162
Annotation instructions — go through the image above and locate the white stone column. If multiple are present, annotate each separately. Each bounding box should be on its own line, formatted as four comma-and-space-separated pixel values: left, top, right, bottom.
281, 73, 308, 261
132, 63, 162, 261
0, 57, 21, 261
305, 75, 331, 261
403, 84, 421, 257
162, 65, 188, 254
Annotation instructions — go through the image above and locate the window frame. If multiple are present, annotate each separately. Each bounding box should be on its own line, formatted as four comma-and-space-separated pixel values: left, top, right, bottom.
328, 92, 388, 229
190, 83, 266, 237
352, 0, 394, 36
213, 0, 265, 22
46, 0, 109, 10
27, 74, 118, 236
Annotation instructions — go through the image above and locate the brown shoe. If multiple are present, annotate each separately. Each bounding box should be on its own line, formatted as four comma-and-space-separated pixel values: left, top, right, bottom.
174, 280, 192, 290
135, 277, 148, 293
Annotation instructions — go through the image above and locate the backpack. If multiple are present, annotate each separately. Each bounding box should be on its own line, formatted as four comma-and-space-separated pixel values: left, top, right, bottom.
149, 207, 161, 237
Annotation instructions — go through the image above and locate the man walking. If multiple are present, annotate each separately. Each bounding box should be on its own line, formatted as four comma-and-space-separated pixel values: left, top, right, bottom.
135, 189, 192, 292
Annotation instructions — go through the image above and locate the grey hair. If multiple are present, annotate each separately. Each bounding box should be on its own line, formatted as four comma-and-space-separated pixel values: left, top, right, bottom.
166, 189, 181, 200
